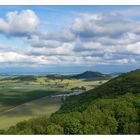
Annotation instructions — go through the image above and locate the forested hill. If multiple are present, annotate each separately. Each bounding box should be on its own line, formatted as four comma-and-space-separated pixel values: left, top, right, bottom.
72, 71, 111, 80
58, 69, 140, 113
2, 69, 140, 134
46, 71, 111, 80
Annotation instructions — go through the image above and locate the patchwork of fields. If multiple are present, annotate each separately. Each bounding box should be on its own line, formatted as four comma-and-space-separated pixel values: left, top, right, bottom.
0, 75, 107, 129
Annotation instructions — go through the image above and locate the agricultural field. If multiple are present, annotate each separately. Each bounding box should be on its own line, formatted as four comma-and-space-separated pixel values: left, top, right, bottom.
0, 96, 62, 130
0, 75, 107, 130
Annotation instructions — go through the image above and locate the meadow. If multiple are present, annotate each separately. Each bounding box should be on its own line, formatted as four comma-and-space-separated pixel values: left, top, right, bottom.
0, 75, 107, 129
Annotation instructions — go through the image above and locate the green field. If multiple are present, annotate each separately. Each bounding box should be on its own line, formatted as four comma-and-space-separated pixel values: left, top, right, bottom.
0, 76, 67, 113
0, 75, 107, 130
0, 96, 62, 130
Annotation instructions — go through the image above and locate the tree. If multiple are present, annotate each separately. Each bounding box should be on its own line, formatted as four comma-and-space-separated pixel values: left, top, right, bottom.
47, 124, 64, 134
64, 118, 82, 134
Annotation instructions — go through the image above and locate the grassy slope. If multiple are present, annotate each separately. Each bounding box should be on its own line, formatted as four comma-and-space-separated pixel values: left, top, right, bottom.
0, 96, 62, 130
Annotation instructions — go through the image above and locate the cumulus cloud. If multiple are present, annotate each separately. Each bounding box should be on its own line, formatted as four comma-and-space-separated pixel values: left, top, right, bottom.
0, 8, 140, 68
23, 30, 75, 48
0, 9, 39, 36
27, 42, 75, 56
24, 35, 63, 48
42, 31, 75, 42
71, 12, 140, 39
0, 51, 54, 66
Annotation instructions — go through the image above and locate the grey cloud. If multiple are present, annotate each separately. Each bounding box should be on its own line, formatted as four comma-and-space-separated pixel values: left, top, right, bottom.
24, 35, 63, 48
24, 30, 75, 48
42, 31, 75, 42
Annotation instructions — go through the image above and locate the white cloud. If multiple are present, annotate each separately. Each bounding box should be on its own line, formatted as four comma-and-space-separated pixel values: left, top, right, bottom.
0, 51, 52, 66
125, 42, 140, 54
115, 58, 137, 65
71, 12, 140, 38
1, 8, 140, 68
23, 30, 75, 48
27, 42, 75, 56
0, 9, 39, 36
24, 35, 62, 48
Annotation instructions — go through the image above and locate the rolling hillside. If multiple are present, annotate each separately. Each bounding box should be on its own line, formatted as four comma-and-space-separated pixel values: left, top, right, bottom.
1, 69, 140, 134
58, 69, 140, 113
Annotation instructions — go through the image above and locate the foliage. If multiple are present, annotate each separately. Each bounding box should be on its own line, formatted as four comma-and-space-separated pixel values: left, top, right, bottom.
47, 124, 64, 134
58, 69, 140, 112
1, 69, 140, 134
2, 93, 140, 134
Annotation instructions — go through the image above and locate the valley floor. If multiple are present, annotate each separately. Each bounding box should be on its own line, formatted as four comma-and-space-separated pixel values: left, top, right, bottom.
0, 75, 107, 130
0, 96, 62, 130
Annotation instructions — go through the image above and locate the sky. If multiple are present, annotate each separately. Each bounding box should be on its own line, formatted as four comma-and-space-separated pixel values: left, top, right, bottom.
0, 6, 140, 74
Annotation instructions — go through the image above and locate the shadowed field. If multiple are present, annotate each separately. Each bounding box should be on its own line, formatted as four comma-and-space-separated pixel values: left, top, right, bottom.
0, 96, 62, 130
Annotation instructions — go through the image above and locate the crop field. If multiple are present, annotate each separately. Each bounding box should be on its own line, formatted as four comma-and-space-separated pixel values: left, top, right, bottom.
0, 75, 107, 130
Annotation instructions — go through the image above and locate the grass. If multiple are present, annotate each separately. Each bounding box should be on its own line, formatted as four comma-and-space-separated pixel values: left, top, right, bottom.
0, 77, 69, 112
44, 78, 107, 90
0, 86, 63, 113
0, 75, 107, 130
0, 96, 62, 130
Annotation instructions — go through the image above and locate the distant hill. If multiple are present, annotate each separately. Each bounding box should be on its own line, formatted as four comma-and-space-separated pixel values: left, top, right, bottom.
0, 71, 111, 81
46, 71, 111, 80
72, 71, 111, 80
